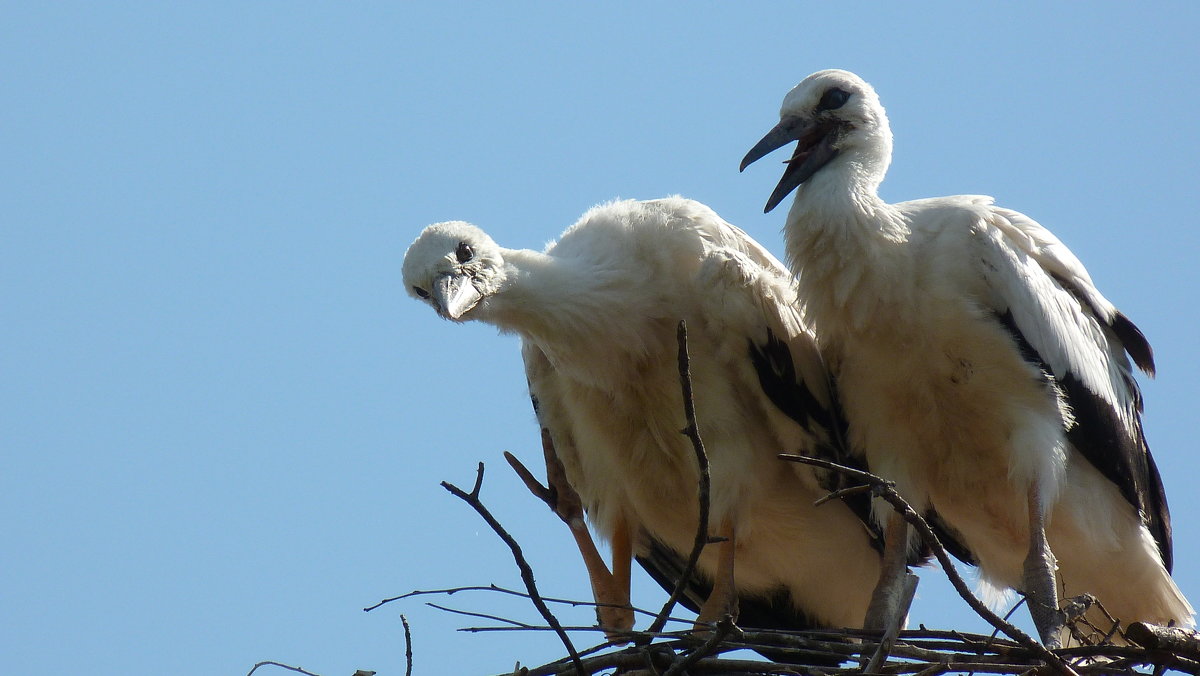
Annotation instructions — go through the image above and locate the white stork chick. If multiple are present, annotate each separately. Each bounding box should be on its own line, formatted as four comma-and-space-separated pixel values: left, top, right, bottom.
402, 197, 886, 637
740, 69, 1193, 645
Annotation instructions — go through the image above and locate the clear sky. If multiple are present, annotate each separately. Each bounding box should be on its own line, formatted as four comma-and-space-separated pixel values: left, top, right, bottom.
4, 3, 1199, 675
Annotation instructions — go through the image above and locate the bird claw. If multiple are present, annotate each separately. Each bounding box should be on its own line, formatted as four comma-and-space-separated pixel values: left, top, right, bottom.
1061, 593, 1097, 623
1024, 594, 1066, 649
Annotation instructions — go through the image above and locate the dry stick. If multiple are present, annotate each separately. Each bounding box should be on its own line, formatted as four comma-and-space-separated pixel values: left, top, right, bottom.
400, 614, 413, 676
425, 602, 536, 628
246, 662, 323, 676
1127, 623, 1200, 661
662, 615, 738, 676
441, 463, 586, 676
487, 621, 1198, 676
368, 584, 666, 620
367, 584, 593, 613
503, 442, 639, 633
780, 454, 1079, 676
644, 320, 715, 639
515, 649, 804, 676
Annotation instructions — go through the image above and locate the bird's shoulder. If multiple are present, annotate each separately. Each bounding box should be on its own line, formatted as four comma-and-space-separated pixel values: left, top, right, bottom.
549, 196, 793, 285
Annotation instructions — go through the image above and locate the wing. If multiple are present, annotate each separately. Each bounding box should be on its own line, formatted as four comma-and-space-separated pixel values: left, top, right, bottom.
524, 339, 842, 637
975, 205, 1171, 569
688, 217, 894, 548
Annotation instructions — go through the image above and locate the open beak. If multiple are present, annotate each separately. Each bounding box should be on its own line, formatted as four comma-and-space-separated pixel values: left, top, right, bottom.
432, 272, 482, 320
741, 116, 840, 213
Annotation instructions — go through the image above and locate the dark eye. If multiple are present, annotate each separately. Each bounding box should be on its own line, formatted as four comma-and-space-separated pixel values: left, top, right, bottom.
817, 87, 850, 112
412, 286, 430, 299
455, 241, 474, 263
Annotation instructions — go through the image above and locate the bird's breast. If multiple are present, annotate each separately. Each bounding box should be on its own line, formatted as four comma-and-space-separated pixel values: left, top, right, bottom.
835, 303, 1064, 507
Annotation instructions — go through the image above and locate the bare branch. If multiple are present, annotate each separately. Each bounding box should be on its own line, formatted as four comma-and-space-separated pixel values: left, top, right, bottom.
813, 482, 873, 507
425, 602, 535, 628
442, 464, 586, 675
1128, 623, 1200, 661
245, 661, 323, 676
645, 320, 714, 637
663, 615, 739, 676
400, 614, 413, 676
367, 584, 684, 625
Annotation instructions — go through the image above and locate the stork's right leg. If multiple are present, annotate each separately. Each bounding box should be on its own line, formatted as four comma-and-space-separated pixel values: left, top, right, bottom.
1022, 485, 1064, 648
564, 508, 634, 639
694, 518, 738, 629
863, 510, 910, 631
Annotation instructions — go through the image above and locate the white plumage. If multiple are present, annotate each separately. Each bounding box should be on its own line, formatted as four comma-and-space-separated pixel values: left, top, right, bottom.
402, 196, 884, 634
741, 68, 1192, 644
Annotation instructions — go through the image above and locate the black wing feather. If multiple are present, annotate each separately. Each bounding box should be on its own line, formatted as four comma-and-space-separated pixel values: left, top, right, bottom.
993, 310, 1172, 570
747, 329, 959, 566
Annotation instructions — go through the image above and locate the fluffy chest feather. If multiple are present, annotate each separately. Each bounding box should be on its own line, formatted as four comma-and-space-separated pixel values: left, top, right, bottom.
798, 222, 1067, 508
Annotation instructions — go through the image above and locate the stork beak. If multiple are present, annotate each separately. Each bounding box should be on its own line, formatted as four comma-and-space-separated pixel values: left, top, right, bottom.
740, 117, 840, 213
433, 272, 482, 320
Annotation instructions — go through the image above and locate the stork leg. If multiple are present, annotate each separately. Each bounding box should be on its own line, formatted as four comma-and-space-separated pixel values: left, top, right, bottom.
504, 436, 633, 641
695, 518, 738, 629
558, 508, 634, 641
863, 510, 910, 631
1022, 484, 1063, 648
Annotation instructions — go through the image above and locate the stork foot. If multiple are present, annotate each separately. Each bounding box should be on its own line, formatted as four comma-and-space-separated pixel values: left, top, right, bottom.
596, 598, 635, 639
1022, 537, 1064, 648
693, 590, 739, 633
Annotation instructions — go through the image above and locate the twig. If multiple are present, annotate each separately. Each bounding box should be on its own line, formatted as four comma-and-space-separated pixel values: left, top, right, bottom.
663, 615, 739, 676
400, 614, 413, 676
779, 454, 1079, 676
246, 662, 323, 676
503, 438, 639, 635
510, 648, 805, 676
425, 602, 535, 628
442, 463, 586, 675
813, 482, 873, 507
645, 320, 714, 637
375, 584, 700, 636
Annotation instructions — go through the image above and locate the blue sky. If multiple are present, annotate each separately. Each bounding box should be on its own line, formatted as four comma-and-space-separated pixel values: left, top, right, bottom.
3, 3, 1198, 674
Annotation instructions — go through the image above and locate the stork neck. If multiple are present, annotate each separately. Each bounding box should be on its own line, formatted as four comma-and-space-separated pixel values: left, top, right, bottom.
482, 248, 649, 346
783, 172, 913, 341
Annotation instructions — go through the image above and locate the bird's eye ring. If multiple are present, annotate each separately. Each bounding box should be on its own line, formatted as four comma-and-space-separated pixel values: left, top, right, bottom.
412, 286, 430, 299
456, 241, 474, 263
817, 87, 850, 112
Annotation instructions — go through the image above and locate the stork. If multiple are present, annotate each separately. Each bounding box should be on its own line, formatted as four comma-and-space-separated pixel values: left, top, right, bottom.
740, 69, 1193, 646
402, 196, 888, 640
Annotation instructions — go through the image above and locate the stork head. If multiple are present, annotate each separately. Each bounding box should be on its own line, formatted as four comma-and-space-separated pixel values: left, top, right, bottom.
740, 69, 893, 212
402, 221, 506, 321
